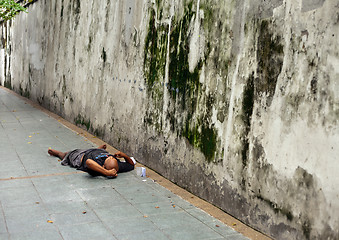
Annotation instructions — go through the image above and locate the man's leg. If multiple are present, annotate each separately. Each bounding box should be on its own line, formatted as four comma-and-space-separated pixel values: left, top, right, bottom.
48, 149, 68, 160
48, 144, 105, 160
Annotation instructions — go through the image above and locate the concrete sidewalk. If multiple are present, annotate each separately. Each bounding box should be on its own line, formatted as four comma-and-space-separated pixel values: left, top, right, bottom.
0, 87, 267, 240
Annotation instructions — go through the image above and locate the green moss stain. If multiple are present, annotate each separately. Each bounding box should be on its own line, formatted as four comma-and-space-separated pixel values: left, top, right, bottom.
74, 114, 105, 138
200, 124, 217, 161
167, 3, 197, 94
144, 8, 168, 90
62, 75, 67, 95
200, 1, 214, 30
200, 2, 231, 125
3, 55, 12, 89
4, 78, 12, 89
74, 114, 91, 131
143, 5, 168, 132
182, 116, 218, 162
168, 1, 217, 162
143, 1, 219, 162
94, 126, 105, 138
19, 85, 30, 98
257, 19, 284, 106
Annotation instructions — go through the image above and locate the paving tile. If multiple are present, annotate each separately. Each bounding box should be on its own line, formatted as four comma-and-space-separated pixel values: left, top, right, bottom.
50, 208, 100, 226
0, 179, 33, 190
0, 233, 10, 240
163, 194, 196, 210
4, 204, 50, 234
32, 177, 80, 203
12, 111, 36, 120
0, 103, 9, 111
58, 222, 116, 240
44, 199, 89, 215
0, 184, 40, 207
106, 215, 159, 237
0, 155, 22, 167
0, 122, 24, 132
31, 174, 69, 188
0, 112, 18, 123
0, 205, 7, 234
114, 182, 171, 205
117, 229, 170, 240
76, 186, 127, 208
26, 165, 72, 176
14, 143, 45, 156
62, 141, 96, 151
160, 222, 225, 240
4, 203, 47, 222
63, 173, 113, 189
46, 143, 70, 153
9, 226, 63, 240
113, 182, 150, 195
0, 138, 10, 147
134, 200, 183, 216
0, 126, 6, 134
125, 191, 170, 205
4, 133, 29, 142
0, 165, 27, 179
19, 121, 44, 132
186, 208, 240, 236
76, 185, 120, 199
148, 211, 203, 230
94, 203, 143, 222
22, 155, 74, 175
38, 186, 80, 204
109, 174, 140, 189
19, 153, 58, 167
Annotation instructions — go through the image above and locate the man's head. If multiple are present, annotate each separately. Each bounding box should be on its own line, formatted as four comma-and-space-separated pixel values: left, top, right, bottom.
104, 156, 119, 171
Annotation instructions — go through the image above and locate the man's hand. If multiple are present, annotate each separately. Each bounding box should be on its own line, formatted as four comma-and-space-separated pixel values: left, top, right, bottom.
86, 159, 118, 177
106, 168, 117, 177
113, 151, 126, 158
114, 151, 135, 166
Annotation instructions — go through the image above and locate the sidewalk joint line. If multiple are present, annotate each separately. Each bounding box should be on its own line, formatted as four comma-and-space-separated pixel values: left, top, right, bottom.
0, 171, 84, 181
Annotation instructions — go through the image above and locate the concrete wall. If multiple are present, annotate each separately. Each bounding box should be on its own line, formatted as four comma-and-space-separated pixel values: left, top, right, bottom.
1, 0, 338, 239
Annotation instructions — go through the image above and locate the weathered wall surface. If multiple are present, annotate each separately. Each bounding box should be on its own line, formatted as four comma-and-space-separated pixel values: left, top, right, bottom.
1, 0, 338, 239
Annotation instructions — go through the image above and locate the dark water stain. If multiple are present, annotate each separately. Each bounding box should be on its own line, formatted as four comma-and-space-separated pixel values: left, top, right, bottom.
256, 19, 284, 106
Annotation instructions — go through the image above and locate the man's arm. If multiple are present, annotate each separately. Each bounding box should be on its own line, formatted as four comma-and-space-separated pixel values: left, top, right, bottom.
85, 159, 117, 177
114, 151, 135, 166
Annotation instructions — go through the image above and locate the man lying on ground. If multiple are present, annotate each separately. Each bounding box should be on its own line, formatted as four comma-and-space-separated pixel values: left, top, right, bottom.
48, 144, 135, 177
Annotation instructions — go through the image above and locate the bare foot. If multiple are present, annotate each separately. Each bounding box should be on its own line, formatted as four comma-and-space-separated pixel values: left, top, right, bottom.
48, 149, 67, 160
98, 144, 107, 149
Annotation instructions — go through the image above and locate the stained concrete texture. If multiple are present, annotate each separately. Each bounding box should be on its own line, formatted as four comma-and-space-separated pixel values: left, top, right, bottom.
0, 87, 257, 240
